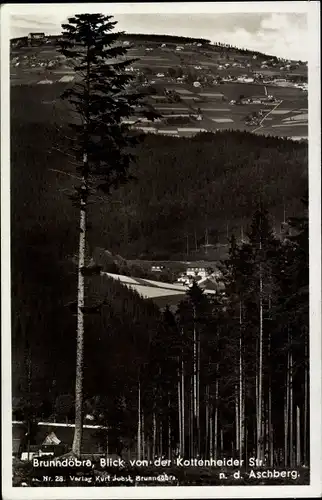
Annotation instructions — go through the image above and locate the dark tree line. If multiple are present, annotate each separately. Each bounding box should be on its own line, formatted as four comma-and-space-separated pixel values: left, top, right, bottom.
11, 119, 307, 261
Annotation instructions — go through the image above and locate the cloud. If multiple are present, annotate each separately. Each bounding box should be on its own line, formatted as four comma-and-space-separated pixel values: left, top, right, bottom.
209, 13, 307, 60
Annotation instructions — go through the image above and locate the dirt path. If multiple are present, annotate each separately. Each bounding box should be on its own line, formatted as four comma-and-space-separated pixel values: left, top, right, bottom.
251, 99, 284, 134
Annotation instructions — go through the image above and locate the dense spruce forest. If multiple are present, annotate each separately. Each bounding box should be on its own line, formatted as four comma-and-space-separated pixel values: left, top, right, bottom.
12, 197, 309, 468
12, 122, 307, 261
12, 109, 308, 467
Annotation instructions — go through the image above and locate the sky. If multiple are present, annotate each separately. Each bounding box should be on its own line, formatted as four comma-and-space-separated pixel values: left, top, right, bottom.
6, 3, 310, 61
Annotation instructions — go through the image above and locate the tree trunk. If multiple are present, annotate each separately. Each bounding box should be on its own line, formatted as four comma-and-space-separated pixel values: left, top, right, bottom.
190, 383, 194, 456
142, 410, 145, 459
152, 411, 156, 458
220, 428, 223, 454
137, 379, 141, 460
168, 394, 171, 460
181, 354, 185, 456
284, 348, 289, 467
106, 430, 109, 458
205, 385, 209, 457
296, 406, 301, 466
193, 307, 197, 422
256, 259, 264, 462
235, 384, 239, 455
304, 331, 308, 465
239, 301, 244, 462
209, 409, 213, 459
196, 326, 200, 456
268, 339, 273, 467
159, 421, 163, 457
268, 385, 273, 467
72, 177, 86, 457
289, 347, 294, 467
214, 377, 219, 460
178, 367, 182, 455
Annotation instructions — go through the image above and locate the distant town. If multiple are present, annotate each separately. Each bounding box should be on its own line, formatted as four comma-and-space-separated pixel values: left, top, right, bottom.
10, 32, 308, 140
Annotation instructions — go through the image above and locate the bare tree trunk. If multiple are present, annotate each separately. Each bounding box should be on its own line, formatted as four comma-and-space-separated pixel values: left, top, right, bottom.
289, 347, 294, 467
268, 385, 273, 467
181, 355, 185, 456
239, 302, 244, 462
142, 410, 145, 459
196, 327, 200, 456
209, 409, 213, 459
245, 423, 248, 466
137, 379, 141, 460
152, 412, 156, 458
304, 331, 308, 466
168, 394, 171, 460
190, 382, 194, 456
284, 348, 289, 467
72, 172, 87, 457
214, 378, 219, 460
256, 261, 264, 462
255, 356, 258, 420
267, 329, 273, 466
159, 421, 163, 457
205, 385, 209, 457
235, 384, 239, 455
296, 406, 301, 466
178, 365, 182, 455
220, 428, 223, 454
193, 307, 197, 422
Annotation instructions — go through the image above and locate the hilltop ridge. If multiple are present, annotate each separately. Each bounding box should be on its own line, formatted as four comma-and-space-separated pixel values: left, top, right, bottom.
11, 32, 306, 63
11, 30, 307, 140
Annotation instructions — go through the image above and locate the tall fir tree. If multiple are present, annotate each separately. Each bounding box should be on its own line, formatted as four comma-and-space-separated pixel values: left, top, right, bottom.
57, 13, 148, 456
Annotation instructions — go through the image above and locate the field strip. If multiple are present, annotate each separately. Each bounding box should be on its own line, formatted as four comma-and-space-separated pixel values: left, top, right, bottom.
59, 75, 75, 83
52, 69, 75, 74
270, 109, 291, 114
199, 93, 224, 97
37, 79, 53, 85
164, 114, 191, 117
271, 122, 308, 128
177, 127, 208, 132
210, 118, 234, 123
200, 108, 231, 111
155, 107, 189, 110
158, 129, 179, 135
283, 113, 308, 121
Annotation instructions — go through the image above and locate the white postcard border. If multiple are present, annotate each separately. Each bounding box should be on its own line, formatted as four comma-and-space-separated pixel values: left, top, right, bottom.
1, 2, 321, 499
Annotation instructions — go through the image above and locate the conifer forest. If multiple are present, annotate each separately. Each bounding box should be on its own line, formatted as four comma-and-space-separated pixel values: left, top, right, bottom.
10, 13, 310, 486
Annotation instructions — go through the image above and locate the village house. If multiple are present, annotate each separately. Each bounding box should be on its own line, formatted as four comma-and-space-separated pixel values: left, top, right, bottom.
13, 421, 108, 461
151, 265, 165, 272
186, 266, 209, 279
28, 32, 46, 46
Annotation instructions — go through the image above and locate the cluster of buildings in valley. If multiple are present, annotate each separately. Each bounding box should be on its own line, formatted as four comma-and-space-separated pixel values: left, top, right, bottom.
150, 261, 222, 287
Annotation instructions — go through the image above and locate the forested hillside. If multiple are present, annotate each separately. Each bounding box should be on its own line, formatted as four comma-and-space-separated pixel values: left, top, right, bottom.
12, 199, 309, 474
12, 121, 307, 261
